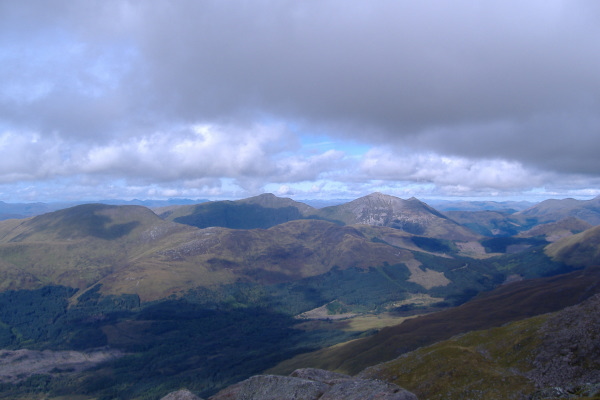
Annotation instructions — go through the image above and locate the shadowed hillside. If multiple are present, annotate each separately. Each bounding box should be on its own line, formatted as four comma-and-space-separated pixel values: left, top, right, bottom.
267, 266, 600, 376
159, 193, 316, 230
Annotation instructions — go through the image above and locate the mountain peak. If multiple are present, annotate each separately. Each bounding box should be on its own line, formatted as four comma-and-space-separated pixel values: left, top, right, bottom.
316, 193, 477, 240
236, 193, 315, 213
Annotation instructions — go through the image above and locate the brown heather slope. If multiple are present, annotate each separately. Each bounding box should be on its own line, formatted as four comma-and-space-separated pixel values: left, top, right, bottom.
267, 266, 600, 376
99, 219, 422, 300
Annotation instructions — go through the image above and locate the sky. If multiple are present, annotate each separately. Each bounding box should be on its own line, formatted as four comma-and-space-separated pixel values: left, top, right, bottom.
1, 0, 600, 203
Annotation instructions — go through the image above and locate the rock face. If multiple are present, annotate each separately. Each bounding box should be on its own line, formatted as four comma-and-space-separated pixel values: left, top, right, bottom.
207, 368, 417, 400
526, 293, 600, 390
161, 389, 204, 400
209, 374, 329, 400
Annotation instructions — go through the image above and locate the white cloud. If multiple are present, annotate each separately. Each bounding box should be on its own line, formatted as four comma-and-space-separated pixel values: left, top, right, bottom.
360, 147, 544, 191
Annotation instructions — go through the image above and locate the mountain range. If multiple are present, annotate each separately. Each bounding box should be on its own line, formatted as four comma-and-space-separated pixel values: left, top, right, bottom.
0, 192, 598, 399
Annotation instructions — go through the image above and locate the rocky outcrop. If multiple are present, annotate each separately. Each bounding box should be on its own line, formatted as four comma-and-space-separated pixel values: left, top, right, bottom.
161, 368, 417, 400
209, 374, 329, 400
161, 389, 204, 400
526, 293, 600, 393
208, 368, 417, 400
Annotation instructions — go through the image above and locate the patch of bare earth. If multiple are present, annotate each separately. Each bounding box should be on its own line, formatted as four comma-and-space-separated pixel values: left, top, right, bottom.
0, 348, 123, 383
404, 259, 450, 289
456, 241, 488, 257
296, 303, 357, 320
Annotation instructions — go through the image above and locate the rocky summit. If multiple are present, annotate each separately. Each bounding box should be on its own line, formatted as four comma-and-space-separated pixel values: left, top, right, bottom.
160, 368, 418, 400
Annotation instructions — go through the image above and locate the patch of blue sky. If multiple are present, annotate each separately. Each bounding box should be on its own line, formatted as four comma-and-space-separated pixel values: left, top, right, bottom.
298, 134, 371, 157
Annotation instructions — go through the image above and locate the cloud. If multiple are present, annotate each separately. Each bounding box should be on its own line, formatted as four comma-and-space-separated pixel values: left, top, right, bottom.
1, 0, 600, 200
359, 147, 543, 190
0, 122, 352, 192
115, 0, 600, 176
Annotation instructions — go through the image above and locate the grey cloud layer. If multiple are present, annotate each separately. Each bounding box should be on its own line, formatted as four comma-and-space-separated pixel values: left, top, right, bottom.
1, 0, 599, 198
128, 0, 600, 174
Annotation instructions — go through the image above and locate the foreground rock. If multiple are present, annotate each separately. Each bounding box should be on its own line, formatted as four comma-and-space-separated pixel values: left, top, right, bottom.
161, 368, 417, 400
526, 293, 600, 393
208, 368, 417, 400
161, 389, 203, 400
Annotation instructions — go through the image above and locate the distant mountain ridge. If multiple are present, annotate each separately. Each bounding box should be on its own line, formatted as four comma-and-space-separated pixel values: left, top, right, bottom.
517, 195, 600, 225
0, 198, 207, 221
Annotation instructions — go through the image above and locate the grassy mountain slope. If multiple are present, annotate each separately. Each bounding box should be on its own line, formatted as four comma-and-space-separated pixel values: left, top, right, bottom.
267, 266, 600, 376
314, 193, 480, 240
360, 292, 600, 400
546, 224, 600, 268
0, 204, 197, 293
96, 219, 426, 301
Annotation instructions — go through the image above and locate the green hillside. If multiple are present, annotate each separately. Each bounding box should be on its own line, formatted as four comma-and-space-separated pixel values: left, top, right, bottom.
360, 291, 600, 400
0, 204, 198, 295
267, 266, 600, 376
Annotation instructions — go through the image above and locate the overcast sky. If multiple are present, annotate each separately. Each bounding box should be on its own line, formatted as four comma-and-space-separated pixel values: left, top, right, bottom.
1, 0, 600, 202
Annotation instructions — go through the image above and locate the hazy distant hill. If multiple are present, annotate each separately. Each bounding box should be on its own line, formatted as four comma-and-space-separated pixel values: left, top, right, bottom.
517, 216, 592, 242
0, 199, 205, 221
517, 195, 600, 225
443, 210, 533, 237
0, 201, 62, 220
429, 199, 535, 212
314, 192, 479, 241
